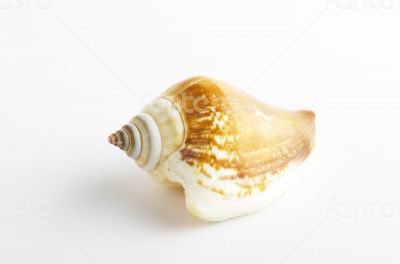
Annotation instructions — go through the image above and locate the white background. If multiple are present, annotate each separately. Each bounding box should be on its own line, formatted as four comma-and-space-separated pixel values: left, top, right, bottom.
1, 0, 400, 263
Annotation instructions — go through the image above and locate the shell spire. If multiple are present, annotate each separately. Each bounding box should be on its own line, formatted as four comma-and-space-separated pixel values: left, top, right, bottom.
108, 127, 130, 151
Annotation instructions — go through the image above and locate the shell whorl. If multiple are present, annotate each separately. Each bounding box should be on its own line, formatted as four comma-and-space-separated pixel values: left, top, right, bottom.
161, 76, 315, 197
109, 98, 185, 175
129, 113, 163, 172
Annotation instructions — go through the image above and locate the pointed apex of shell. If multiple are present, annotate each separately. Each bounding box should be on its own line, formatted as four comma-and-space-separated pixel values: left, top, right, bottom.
108, 128, 129, 151
108, 131, 122, 148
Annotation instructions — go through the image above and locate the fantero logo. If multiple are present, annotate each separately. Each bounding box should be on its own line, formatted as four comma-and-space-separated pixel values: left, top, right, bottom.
327, 0, 400, 10
0, 200, 52, 217
0, 0, 53, 10
327, 197, 400, 218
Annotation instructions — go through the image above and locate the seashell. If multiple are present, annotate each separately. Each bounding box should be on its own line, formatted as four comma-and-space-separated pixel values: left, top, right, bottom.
109, 76, 315, 221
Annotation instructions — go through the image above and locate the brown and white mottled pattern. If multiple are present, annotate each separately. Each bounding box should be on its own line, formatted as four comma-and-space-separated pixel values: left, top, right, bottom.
162, 76, 315, 197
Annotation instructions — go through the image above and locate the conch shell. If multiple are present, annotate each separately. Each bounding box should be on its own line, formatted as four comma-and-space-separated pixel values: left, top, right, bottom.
109, 76, 315, 221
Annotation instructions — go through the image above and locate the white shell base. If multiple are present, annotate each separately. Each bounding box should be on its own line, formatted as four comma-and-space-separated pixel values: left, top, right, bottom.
156, 151, 294, 222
